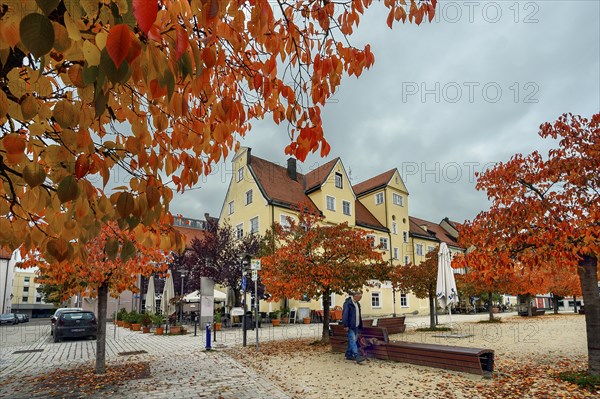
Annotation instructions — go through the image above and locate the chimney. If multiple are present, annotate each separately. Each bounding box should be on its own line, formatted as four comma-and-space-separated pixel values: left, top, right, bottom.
287, 157, 297, 181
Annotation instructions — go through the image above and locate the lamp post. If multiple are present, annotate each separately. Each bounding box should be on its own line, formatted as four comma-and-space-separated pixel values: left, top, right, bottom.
240, 255, 250, 347
179, 271, 186, 324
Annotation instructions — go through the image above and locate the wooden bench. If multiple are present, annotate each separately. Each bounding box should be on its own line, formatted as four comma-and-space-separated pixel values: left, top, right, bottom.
375, 316, 406, 334
519, 307, 546, 316
330, 325, 389, 359
384, 341, 494, 375
330, 325, 494, 375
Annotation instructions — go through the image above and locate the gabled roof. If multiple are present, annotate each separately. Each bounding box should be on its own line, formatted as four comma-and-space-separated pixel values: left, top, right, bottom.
409, 216, 464, 249
409, 218, 438, 241
248, 155, 318, 211
353, 169, 396, 196
355, 201, 388, 232
173, 225, 207, 248
304, 158, 339, 192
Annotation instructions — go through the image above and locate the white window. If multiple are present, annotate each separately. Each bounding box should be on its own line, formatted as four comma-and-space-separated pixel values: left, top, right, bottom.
371, 292, 381, 308
235, 224, 244, 239
427, 246, 435, 253
403, 231, 408, 243
416, 244, 424, 256
392, 222, 398, 235
245, 189, 253, 205
280, 214, 292, 228
342, 200, 351, 216
250, 217, 259, 234
326, 195, 336, 211
22, 296, 28, 303
379, 237, 389, 250
237, 167, 244, 182
400, 293, 408, 307
393, 193, 404, 206
335, 172, 343, 189
404, 255, 410, 265
393, 248, 399, 259
228, 201, 234, 215
366, 235, 376, 248
375, 192, 384, 205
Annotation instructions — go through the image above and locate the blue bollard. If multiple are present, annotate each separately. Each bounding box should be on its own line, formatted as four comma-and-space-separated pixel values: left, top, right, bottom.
205, 322, 212, 350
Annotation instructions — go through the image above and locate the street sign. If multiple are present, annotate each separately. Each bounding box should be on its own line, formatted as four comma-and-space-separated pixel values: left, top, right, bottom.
241, 275, 247, 291
251, 270, 258, 281
250, 259, 261, 270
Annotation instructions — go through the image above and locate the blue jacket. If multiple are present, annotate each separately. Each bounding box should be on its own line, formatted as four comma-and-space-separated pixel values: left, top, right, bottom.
342, 297, 363, 330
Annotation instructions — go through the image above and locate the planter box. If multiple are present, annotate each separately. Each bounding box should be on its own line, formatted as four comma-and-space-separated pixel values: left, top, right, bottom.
303, 317, 311, 324
142, 326, 151, 333
155, 327, 164, 335
170, 326, 183, 334
272, 319, 280, 326
122, 322, 131, 328
131, 323, 141, 331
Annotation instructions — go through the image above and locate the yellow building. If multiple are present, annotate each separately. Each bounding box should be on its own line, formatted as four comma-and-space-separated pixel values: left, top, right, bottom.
11, 268, 55, 318
220, 147, 465, 318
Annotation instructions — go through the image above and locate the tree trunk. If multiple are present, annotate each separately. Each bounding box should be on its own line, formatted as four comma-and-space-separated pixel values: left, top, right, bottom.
573, 295, 578, 313
95, 282, 108, 374
552, 294, 561, 314
428, 293, 435, 329
488, 292, 494, 321
321, 287, 331, 343
577, 255, 600, 376
526, 294, 533, 316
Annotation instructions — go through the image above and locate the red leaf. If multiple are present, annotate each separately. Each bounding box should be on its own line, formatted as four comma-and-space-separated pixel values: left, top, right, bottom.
133, 0, 158, 34
106, 25, 131, 68
74, 154, 90, 179
175, 25, 188, 61
209, 0, 219, 19
253, 74, 262, 90
126, 31, 142, 63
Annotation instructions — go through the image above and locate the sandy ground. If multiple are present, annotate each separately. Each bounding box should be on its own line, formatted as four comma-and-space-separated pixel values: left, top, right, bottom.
227, 313, 598, 399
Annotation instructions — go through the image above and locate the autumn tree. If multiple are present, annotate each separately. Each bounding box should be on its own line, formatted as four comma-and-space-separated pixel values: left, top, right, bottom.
391, 247, 438, 328
24, 222, 168, 374
460, 113, 600, 375
0, 0, 437, 265
178, 222, 262, 305
260, 210, 389, 343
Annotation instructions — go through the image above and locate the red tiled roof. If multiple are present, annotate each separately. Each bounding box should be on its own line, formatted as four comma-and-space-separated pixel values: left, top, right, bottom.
409, 216, 464, 249
409, 218, 437, 240
173, 225, 207, 247
249, 156, 319, 211
304, 158, 339, 192
353, 169, 396, 196
355, 201, 387, 232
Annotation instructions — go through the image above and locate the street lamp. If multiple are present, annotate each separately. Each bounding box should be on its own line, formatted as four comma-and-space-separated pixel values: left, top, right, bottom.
179, 271, 186, 324
239, 254, 251, 347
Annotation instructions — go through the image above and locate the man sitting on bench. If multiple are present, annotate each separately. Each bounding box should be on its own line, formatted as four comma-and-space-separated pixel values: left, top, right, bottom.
342, 290, 366, 364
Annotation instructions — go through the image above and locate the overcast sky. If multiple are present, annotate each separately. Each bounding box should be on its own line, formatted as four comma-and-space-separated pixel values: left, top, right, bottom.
170, 0, 600, 225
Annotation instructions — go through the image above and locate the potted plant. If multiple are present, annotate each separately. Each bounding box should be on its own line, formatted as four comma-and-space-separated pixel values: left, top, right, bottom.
141, 313, 152, 333
214, 312, 222, 331
116, 308, 127, 327
270, 310, 281, 326
129, 311, 142, 331
122, 311, 132, 328
303, 316, 311, 324
280, 308, 290, 324
152, 313, 165, 335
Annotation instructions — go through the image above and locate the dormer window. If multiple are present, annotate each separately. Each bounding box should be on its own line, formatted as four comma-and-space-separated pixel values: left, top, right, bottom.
335, 172, 343, 189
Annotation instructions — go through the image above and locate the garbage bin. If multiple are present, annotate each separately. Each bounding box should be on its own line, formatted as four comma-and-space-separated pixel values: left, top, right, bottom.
243, 312, 253, 330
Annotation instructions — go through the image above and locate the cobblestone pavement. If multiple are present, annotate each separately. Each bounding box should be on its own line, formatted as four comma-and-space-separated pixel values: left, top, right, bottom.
0, 320, 325, 398
0, 312, 524, 398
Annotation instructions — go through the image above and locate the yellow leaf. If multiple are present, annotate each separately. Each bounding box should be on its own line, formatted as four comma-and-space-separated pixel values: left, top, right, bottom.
20, 94, 39, 120
63, 11, 82, 41
82, 40, 101, 66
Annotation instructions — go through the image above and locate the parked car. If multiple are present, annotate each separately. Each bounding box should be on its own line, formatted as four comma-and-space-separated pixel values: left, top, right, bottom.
15, 314, 28, 323
50, 308, 82, 335
0, 313, 18, 325
53, 311, 97, 343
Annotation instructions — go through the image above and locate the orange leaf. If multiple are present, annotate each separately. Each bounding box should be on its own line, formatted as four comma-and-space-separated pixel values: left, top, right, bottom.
106, 24, 131, 68
133, 0, 158, 34
126, 31, 142, 63
175, 25, 188, 61
3, 133, 26, 155
75, 154, 90, 179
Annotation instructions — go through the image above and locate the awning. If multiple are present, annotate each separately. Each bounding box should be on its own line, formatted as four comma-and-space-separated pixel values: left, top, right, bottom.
183, 289, 227, 302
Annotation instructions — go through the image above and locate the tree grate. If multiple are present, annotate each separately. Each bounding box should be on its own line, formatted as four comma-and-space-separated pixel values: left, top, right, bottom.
117, 350, 148, 356
13, 349, 44, 354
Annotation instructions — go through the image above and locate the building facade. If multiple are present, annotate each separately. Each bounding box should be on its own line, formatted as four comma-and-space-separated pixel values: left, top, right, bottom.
219, 147, 465, 317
